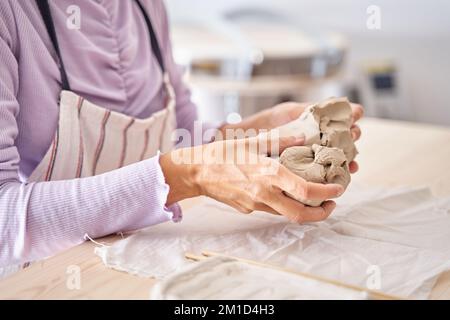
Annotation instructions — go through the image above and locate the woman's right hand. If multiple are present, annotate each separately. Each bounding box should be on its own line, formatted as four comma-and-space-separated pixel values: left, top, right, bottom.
159, 134, 344, 223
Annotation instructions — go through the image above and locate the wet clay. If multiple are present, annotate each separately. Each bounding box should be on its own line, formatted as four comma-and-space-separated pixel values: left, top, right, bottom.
277, 97, 357, 206
280, 144, 350, 206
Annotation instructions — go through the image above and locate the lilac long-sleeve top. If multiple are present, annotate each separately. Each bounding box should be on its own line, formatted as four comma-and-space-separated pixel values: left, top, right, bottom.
0, 0, 199, 266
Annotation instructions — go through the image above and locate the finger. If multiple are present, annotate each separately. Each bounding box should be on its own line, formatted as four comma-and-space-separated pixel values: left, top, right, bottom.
274, 166, 344, 200
285, 102, 310, 120
253, 203, 280, 215
266, 192, 334, 223
275, 135, 305, 155
232, 201, 280, 216
230, 202, 253, 214
263, 191, 308, 223
349, 161, 359, 173
227, 196, 281, 215
296, 200, 336, 223
351, 125, 361, 141
301, 200, 336, 222
248, 134, 305, 156
350, 103, 364, 123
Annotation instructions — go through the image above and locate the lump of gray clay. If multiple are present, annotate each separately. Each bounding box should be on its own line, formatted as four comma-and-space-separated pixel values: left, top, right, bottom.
277, 97, 358, 162
276, 97, 357, 206
280, 144, 350, 207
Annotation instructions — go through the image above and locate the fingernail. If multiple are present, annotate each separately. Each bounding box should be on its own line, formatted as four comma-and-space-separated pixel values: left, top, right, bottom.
336, 185, 345, 196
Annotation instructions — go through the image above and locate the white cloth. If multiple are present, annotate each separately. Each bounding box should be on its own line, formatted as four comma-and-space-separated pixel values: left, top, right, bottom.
95, 185, 450, 299
150, 256, 369, 300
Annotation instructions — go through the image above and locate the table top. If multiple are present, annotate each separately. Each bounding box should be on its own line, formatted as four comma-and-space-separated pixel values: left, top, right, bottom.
1, 117, 450, 299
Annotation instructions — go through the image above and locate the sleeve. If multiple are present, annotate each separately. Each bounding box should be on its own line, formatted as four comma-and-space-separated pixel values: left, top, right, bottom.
156, 0, 221, 147
0, 32, 181, 267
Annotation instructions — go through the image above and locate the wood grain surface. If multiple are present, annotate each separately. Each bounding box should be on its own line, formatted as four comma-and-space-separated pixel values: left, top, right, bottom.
0, 117, 449, 299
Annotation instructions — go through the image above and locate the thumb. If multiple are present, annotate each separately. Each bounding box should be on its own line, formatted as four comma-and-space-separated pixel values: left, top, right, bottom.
277, 134, 306, 155
246, 132, 305, 156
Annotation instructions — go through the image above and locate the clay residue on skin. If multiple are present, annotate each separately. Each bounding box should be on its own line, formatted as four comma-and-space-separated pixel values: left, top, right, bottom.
280, 144, 350, 206
276, 97, 357, 206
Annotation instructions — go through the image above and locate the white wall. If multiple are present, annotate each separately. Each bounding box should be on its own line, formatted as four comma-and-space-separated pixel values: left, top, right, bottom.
165, 0, 450, 126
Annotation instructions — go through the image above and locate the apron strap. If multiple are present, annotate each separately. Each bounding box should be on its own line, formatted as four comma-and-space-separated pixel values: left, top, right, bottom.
36, 0, 71, 91
134, 0, 166, 73
36, 0, 166, 91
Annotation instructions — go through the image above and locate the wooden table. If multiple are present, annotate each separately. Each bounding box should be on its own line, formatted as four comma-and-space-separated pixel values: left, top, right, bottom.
1, 117, 450, 299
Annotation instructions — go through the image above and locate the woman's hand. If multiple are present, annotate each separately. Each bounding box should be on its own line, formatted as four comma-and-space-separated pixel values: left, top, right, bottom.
222, 101, 364, 173
160, 134, 344, 223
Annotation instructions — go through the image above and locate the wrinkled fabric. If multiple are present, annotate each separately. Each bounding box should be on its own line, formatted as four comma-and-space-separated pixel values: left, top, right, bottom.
150, 256, 370, 300
96, 186, 450, 299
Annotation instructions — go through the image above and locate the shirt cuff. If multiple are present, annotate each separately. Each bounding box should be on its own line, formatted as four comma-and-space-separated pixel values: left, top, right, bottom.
156, 151, 183, 223
165, 203, 182, 223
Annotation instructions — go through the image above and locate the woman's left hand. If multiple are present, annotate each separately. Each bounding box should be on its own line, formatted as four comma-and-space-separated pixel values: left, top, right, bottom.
224, 101, 364, 173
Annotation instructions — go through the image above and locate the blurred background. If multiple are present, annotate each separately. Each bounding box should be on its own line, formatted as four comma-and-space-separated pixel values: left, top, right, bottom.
165, 0, 450, 126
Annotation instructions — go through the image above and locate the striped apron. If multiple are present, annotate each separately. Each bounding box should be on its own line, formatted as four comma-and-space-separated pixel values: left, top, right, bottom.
30, 0, 176, 183
28, 78, 175, 182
